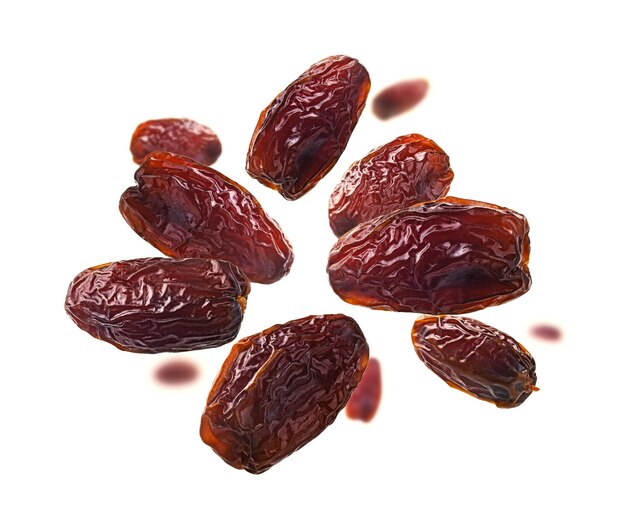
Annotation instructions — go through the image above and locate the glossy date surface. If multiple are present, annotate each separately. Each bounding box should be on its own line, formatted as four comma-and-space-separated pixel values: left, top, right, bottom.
130, 118, 222, 165
328, 134, 454, 236
246, 55, 370, 200
200, 314, 369, 474
65, 258, 250, 353
373, 79, 429, 120
120, 152, 294, 284
412, 316, 538, 408
327, 197, 531, 314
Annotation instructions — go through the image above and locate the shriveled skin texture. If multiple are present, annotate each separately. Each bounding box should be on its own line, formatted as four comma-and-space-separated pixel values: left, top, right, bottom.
120, 152, 294, 284
64, 258, 250, 354
412, 316, 538, 408
327, 197, 531, 314
346, 357, 382, 422
328, 134, 454, 236
246, 55, 370, 200
200, 314, 369, 474
130, 118, 222, 165
372, 79, 429, 120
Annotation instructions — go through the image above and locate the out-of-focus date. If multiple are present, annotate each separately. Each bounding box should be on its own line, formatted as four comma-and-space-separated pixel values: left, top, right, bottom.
119, 152, 294, 284
130, 118, 221, 165
327, 197, 531, 314
328, 134, 454, 236
65, 258, 249, 353
346, 357, 382, 422
373, 79, 429, 120
246, 55, 370, 200
200, 314, 369, 474
412, 316, 538, 408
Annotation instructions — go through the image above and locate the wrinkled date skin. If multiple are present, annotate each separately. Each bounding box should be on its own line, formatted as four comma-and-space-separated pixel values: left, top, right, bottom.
200, 314, 369, 474
246, 55, 370, 200
327, 197, 531, 314
372, 78, 429, 120
412, 316, 538, 408
130, 118, 222, 165
346, 357, 382, 422
120, 152, 294, 284
65, 258, 250, 354
328, 134, 454, 236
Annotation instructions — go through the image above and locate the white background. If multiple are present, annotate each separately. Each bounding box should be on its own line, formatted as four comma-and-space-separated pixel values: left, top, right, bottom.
1, 1, 624, 531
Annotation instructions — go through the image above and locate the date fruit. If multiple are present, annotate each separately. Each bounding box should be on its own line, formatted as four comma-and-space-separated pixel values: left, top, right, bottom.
372, 78, 429, 120
120, 152, 294, 284
246, 55, 370, 200
65, 257, 249, 353
130, 118, 222, 165
346, 357, 382, 422
412, 316, 538, 408
200, 314, 369, 473
327, 197, 531, 314
328, 134, 454, 236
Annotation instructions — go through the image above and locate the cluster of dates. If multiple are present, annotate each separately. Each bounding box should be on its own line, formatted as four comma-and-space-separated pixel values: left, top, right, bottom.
65, 54, 537, 475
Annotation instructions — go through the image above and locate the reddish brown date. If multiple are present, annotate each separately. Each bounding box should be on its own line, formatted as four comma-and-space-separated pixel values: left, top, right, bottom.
65, 258, 249, 354
328, 134, 454, 236
346, 357, 382, 422
246, 55, 370, 200
155, 360, 199, 385
200, 314, 369, 474
373, 78, 429, 120
327, 197, 531, 314
119, 152, 294, 284
130, 118, 222, 165
412, 316, 538, 408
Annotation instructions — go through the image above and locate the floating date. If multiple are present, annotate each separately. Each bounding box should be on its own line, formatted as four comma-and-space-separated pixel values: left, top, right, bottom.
200, 314, 369, 473
412, 316, 538, 408
246, 55, 370, 200
327, 197, 531, 314
120, 152, 294, 284
65, 257, 250, 353
130, 118, 222, 165
346, 357, 382, 422
372, 78, 429, 120
328, 133, 454, 236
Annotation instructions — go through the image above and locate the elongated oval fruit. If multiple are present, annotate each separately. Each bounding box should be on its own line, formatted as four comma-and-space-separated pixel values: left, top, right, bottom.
120, 152, 294, 284
372, 78, 429, 120
412, 316, 538, 408
246, 55, 370, 200
130, 118, 221, 165
346, 357, 382, 422
200, 314, 369, 474
328, 133, 454, 236
65, 258, 250, 353
327, 197, 531, 314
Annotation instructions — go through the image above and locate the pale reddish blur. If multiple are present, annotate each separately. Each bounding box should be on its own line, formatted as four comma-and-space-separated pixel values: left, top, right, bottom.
154, 359, 198, 385
530, 324, 562, 342
346, 357, 382, 422
372, 79, 429, 120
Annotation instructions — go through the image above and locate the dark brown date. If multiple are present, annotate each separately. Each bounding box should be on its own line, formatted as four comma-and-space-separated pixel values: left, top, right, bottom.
200, 314, 369, 473
412, 316, 538, 408
372, 78, 429, 120
246, 55, 370, 200
130, 118, 222, 165
65, 258, 249, 353
327, 197, 531, 314
119, 152, 294, 284
328, 134, 454, 236
346, 357, 382, 422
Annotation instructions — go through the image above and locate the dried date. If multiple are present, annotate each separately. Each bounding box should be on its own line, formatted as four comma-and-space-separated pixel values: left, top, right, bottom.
130, 118, 222, 165
246, 55, 370, 200
65, 258, 249, 353
328, 134, 454, 236
327, 197, 531, 314
200, 314, 369, 473
119, 151, 294, 284
412, 316, 538, 408
373, 78, 429, 120
346, 357, 382, 422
